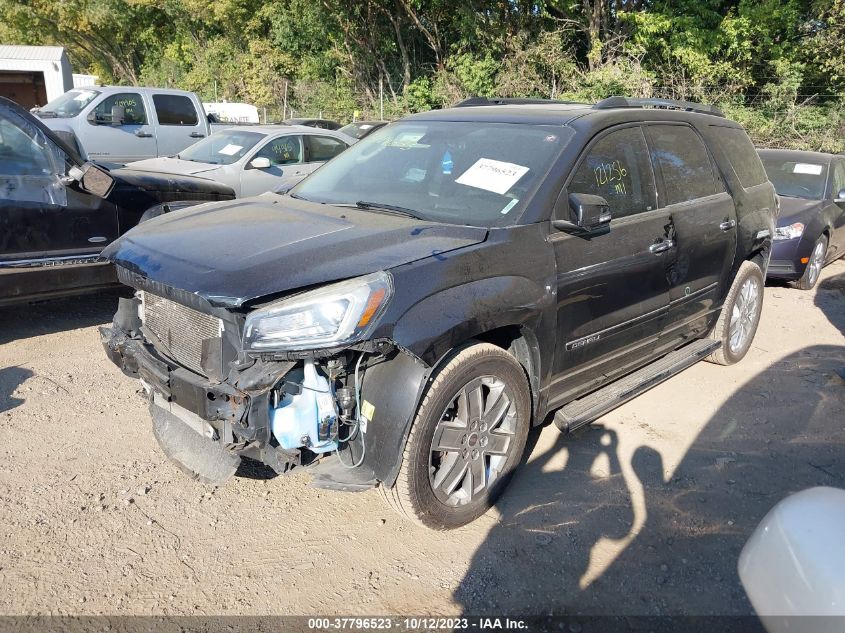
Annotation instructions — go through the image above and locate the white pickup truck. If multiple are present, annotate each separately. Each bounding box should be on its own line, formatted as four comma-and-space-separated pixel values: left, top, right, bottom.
32, 86, 228, 164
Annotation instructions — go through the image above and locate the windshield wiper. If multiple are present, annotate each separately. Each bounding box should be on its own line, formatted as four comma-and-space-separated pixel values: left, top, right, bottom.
355, 200, 424, 220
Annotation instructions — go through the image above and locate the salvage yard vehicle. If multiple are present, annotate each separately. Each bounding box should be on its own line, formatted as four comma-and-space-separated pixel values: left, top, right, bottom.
0, 96, 234, 306
32, 86, 224, 164
101, 97, 776, 529
338, 120, 389, 140
758, 149, 845, 290
125, 126, 355, 197
281, 118, 342, 130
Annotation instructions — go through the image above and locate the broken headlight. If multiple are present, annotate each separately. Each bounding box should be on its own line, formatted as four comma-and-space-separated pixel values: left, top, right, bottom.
243, 271, 393, 352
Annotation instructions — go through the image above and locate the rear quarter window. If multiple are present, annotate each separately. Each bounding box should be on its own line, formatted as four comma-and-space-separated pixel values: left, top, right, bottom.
710, 126, 767, 188
153, 94, 199, 126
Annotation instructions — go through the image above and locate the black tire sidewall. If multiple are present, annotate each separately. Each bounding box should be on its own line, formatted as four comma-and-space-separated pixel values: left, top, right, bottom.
720, 263, 764, 364
405, 351, 531, 529
798, 234, 828, 289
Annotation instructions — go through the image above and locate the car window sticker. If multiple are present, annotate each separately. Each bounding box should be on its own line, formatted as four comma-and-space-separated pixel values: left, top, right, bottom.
793, 163, 824, 175
500, 198, 519, 214
218, 144, 243, 156
455, 158, 530, 195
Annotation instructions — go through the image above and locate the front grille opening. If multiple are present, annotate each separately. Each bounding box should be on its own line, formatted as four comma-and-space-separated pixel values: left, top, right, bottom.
140, 291, 222, 376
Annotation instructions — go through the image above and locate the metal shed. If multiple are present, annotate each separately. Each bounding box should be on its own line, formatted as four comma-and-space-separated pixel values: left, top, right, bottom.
0, 45, 74, 109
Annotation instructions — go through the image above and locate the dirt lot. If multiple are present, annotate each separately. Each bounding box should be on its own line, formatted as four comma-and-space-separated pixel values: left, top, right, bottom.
0, 261, 843, 617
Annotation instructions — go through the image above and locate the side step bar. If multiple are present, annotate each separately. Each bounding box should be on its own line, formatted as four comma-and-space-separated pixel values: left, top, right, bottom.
554, 339, 720, 434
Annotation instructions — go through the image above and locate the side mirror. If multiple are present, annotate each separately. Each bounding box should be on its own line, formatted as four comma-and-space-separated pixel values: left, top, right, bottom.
249, 157, 272, 170
553, 193, 611, 234
69, 162, 115, 198
835, 188, 845, 202
110, 105, 125, 125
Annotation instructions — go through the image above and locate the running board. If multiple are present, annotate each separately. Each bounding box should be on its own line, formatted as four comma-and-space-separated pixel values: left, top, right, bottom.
554, 339, 720, 434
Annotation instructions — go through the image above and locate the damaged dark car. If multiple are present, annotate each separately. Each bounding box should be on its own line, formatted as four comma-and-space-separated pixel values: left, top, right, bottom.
101, 97, 776, 529
0, 96, 234, 306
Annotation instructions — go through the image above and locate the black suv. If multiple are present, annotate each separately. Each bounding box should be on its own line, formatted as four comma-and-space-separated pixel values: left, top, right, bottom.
101, 97, 776, 529
0, 97, 234, 306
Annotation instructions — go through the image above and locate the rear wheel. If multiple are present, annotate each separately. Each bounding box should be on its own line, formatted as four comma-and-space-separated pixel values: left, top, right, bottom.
793, 235, 828, 290
706, 260, 764, 366
380, 343, 531, 530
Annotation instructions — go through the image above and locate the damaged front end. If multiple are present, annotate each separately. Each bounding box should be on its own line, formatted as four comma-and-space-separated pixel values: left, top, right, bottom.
101, 271, 429, 490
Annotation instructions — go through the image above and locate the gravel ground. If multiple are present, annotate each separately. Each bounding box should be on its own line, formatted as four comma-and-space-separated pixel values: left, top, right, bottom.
0, 260, 843, 616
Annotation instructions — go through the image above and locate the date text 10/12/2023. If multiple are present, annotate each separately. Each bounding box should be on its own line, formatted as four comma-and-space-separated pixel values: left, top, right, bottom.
306, 617, 529, 630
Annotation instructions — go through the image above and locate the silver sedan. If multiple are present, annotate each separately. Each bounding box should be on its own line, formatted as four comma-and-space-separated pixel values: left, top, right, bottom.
125, 125, 356, 197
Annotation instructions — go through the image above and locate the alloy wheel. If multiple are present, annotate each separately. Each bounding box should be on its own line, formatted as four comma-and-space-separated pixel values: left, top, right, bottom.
806, 240, 826, 288
428, 375, 517, 507
729, 276, 760, 354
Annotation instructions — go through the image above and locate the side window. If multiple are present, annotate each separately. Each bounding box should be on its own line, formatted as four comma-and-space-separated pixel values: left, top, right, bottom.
831, 160, 845, 198
0, 109, 67, 205
646, 125, 718, 205
93, 92, 147, 125
152, 94, 199, 126
710, 126, 767, 188
252, 135, 303, 166
305, 135, 348, 163
567, 126, 656, 219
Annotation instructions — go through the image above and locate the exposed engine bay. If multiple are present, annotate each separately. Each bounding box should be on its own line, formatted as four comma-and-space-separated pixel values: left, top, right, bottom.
101, 293, 429, 490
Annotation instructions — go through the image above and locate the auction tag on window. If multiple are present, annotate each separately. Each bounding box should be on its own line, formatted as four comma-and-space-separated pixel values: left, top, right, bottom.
218, 144, 243, 156
793, 163, 824, 175
456, 158, 529, 195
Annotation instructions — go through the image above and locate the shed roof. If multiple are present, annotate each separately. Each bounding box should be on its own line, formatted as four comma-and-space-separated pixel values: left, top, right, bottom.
0, 45, 67, 61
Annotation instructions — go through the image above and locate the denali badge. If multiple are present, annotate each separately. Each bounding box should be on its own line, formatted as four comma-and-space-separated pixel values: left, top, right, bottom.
566, 333, 601, 351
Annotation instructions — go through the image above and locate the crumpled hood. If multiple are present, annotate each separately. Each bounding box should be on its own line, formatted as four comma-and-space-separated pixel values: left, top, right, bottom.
124, 157, 221, 177
777, 195, 825, 226
102, 194, 488, 308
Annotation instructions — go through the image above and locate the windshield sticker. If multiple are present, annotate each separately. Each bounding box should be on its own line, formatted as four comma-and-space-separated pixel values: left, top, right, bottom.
74, 91, 95, 102
385, 131, 426, 148
500, 198, 519, 214
402, 167, 426, 182
441, 150, 453, 175
793, 163, 824, 175
218, 144, 243, 156
456, 158, 530, 195
360, 124, 373, 130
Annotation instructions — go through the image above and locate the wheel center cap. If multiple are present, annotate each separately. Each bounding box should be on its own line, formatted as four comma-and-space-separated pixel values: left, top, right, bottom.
468, 433, 479, 447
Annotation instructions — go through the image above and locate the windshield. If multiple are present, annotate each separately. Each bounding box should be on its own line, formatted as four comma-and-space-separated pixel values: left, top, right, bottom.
761, 156, 829, 200
178, 129, 265, 165
37, 89, 100, 118
291, 120, 571, 226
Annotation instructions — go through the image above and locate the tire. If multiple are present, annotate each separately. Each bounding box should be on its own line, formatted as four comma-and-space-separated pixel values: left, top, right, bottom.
380, 342, 531, 530
706, 260, 765, 366
793, 234, 828, 291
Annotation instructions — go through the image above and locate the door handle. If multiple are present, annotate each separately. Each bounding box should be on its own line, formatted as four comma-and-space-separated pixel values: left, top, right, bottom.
649, 240, 674, 254
720, 219, 737, 231
135, 130, 153, 138
189, 132, 205, 138
88, 236, 107, 244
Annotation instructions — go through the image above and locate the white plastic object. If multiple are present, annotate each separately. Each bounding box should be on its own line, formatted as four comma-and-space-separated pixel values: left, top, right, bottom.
739, 487, 845, 633
270, 360, 338, 453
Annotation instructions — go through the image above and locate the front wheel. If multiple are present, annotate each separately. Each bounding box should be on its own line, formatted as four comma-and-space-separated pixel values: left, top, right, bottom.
380, 342, 531, 530
706, 260, 764, 366
793, 234, 828, 290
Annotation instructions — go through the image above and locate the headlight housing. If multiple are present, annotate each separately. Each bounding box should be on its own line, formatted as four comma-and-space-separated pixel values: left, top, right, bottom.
774, 222, 804, 240
243, 271, 393, 352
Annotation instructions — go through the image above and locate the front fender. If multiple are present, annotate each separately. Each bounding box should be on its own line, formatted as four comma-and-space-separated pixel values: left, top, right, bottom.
391, 275, 551, 366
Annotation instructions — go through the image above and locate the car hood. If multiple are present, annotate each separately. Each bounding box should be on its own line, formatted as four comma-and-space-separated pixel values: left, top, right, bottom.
124, 157, 222, 177
777, 196, 825, 226
102, 194, 488, 308
108, 166, 235, 198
